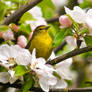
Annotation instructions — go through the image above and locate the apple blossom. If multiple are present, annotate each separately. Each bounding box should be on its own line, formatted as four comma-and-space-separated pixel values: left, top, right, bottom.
2, 30, 14, 41
0, 44, 31, 68
0, 44, 31, 84
49, 52, 72, 89
30, 49, 73, 91
64, 6, 86, 23
64, 6, 92, 31
17, 35, 27, 48
30, 49, 57, 92
59, 15, 72, 28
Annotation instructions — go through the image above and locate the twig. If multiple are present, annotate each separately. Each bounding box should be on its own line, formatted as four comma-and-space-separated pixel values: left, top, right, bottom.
46, 16, 59, 23
47, 46, 92, 65
50, 87, 92, 92
54, 41, 67, 53
1, 0, 42, 25
0, 82, 92, 92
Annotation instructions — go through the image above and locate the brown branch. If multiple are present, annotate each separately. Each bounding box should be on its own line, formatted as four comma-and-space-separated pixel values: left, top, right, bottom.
46, 16, 59, 23
1, 0, 42, 25
0, 82, 92, 92
47, 46, 92, 65
54, 41, 67, 53
50, 87, 92, 92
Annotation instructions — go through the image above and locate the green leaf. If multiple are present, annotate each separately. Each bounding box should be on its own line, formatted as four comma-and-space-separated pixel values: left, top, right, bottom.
19, 12, 36, 23
48, 24, 57, 38
52, 28, 73, 48
4, 0, 26, 4
38, 0, 55, 19
19, 23, 32, 35
14, 65, 29, 76
0, 66, 7, 72
52, 29, 65, 48
84, 35, 92, 46
0, 1, 7, 23
22, 74, 34, 92
64, 28, 74, 36
78, 27, 89, 35
0, 25, 9, 32
80, 0, 92, 8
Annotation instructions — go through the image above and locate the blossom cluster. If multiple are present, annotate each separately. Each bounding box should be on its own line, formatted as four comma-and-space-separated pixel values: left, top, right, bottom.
59, 6, 92, 49
0, 44, 72, 92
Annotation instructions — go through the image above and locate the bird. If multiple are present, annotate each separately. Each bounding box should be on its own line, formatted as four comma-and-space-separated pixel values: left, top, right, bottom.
26, 25, 53, 60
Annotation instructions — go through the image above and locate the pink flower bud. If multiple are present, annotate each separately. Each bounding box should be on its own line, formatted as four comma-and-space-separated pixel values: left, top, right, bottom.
2, 30, 14, 41
10, 24, 19, 32
0, 32, 3, 38
59, 15, 72, 28
17, 35, 27, 48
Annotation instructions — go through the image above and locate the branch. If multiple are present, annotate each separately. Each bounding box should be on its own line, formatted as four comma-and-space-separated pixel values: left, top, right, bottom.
54, 41, 67, 53
50, 87, 92, 92
46, 16, 59, 23
0, 82, 92, 92
1, 0, 42, 25
47, 46, 92, 65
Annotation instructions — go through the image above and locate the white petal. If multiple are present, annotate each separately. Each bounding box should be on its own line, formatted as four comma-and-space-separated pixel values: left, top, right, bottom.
28, 6, 42, 18
48, 51, 56, 60
65, 36, 77, 48
53, 79, 67, 89
48, 74, 57, 86
31, 49, 36, 61
87, 9, 92, 18
65, 6, 86, 23
39, 76, 49, 92
0, 72, 10, 83
56, 58, 72, 80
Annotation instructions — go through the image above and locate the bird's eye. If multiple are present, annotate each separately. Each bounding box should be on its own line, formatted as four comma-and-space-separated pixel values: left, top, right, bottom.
39, 28, 42, 30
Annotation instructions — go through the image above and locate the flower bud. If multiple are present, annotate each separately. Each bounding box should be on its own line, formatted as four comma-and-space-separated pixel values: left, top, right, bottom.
17, 35, 27, 48
10, 24, 19, 32
59, 15, 72, 28
2, 30, 14, 41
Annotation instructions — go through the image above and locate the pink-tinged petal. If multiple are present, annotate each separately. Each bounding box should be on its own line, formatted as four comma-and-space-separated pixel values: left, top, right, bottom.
0, 32, 3, 38
59, 15, 72, 28
2, 30, 14, 41
10, 24, 19, 32
65, 36, 77, 48
17, 35, 27, 48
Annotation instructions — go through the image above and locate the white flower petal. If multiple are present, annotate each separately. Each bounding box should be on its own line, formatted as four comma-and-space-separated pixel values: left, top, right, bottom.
56, 58, 72, 80
65, 6, 86, 23
48, 74, 57, 86
0, 72, 10, 83
53, 79, 67, 89
87, 9, 92, 18
39, 76, 49, 92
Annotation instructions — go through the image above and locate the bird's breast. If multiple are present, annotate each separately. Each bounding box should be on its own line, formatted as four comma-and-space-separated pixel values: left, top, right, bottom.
29, 32, 53, 60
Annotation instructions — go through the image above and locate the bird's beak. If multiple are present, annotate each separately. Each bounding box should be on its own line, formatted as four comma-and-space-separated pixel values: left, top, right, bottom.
45, 26, 50, 30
